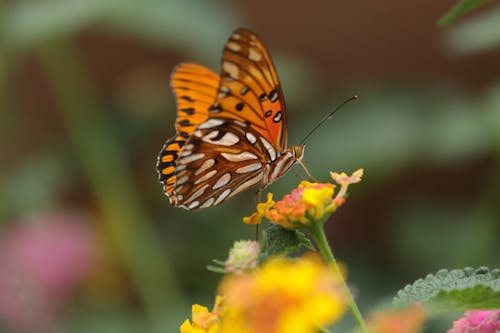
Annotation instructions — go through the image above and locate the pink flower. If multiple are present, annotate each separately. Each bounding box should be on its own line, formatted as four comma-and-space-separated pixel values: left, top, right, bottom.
448, 310, 500, 333
0, 212, 96, 333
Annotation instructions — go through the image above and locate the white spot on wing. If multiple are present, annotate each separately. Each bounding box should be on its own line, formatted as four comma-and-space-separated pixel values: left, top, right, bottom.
178, 153, 205, 164
214, 188, 231, 205
246, 132, 257, 144
273, 112, 282, 122
221, 152, 258, 162
227, 42, 241, 52
232, 173, 263, 195
198, 119, 225, 130
185, 184, 209, 203
180, 150, 191, 157
212, 173, 231, 190
260, 137, 277, 161
223, 62, 239, 79
175, 164, 187, 173
200, 197, 215, 208
188, 201, 200, 209
248, 47, 262, 61
194, 130, 202, 137
220, 132, 240, 145
194, 170, 217, 184
202, 132, 240, 146
195, 158, 216, 175
176, 175, 189, 186
236, 163, 263, 173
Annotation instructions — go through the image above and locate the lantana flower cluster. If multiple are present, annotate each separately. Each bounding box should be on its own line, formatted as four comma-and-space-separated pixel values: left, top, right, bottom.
181, 254, 347, 333
448, 310, 500, 333
243, 169, 364, 228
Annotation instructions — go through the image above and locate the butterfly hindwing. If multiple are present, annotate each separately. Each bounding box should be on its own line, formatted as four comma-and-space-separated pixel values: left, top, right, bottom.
157, 63, 219, 199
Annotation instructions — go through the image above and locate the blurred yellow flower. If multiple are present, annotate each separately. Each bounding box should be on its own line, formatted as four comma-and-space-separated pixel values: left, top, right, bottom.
218, 254, 347, 333
366, 303, 425, 333
180, 296, 223, 333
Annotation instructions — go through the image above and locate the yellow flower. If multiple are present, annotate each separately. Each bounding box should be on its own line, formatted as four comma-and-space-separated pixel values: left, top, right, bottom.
218, 254, 347, 333
180, 296, 223, 333
366, 304, 426, 333
243, 193, 275, 225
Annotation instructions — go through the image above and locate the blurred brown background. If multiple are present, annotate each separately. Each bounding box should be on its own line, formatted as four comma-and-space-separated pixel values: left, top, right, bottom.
1, 0, 499, 332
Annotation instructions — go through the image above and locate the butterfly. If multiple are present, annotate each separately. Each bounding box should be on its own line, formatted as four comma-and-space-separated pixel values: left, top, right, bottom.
156, 28, 311, 210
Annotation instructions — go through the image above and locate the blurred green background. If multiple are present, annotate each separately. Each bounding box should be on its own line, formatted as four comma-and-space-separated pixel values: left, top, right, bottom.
1, 0, 499, 332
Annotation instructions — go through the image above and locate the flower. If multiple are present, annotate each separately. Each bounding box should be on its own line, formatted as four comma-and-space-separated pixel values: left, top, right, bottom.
243, 193, 274, 225
448, 310, 500, 333
224, 241, 260, 274
180, 296, 224, 333
366, 304, 426, 333
243, 169, 364, 229
330, 168, 364, 206
265, 181, 335, 229
0, 212, 96, 333
218, 254, 347, 333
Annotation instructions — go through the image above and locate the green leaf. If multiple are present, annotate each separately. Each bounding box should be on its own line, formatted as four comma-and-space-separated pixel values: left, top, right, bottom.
1, 0, 237, 59
394, 267, 500, 311
261, 223, 312, 257
438, 0, 496, 26
445, 5, 500, 54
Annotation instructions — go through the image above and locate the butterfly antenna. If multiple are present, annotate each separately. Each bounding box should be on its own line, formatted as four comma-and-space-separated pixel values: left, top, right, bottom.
299, 95, 358, 146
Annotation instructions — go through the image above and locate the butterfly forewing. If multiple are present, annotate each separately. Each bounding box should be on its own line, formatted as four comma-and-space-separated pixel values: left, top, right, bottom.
157, 28, 293, 209
212, 28, 288, 150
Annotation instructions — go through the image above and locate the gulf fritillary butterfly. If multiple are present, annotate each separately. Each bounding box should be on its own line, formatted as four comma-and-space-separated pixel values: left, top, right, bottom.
157, 28, 311, 210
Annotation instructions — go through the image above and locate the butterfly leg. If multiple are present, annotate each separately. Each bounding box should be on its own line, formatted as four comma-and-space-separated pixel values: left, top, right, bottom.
292, 167, 308, 181
252, 181, 266, 240
297, 160, 320, 182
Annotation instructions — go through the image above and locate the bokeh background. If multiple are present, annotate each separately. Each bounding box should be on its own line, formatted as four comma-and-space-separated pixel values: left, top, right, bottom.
1, 0, 499, 332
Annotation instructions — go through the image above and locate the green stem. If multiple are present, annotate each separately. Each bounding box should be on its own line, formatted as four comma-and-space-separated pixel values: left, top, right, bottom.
308, 222, 370, 333
317, 327, 333, 333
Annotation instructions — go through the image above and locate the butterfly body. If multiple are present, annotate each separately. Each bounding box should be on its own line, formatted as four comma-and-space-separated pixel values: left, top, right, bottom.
157, 28, 306, 210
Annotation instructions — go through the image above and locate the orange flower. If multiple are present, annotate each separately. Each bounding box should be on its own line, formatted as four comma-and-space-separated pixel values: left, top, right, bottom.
243, 170, 363, 229
219, 254, 347, 333
366, 304, 426, 333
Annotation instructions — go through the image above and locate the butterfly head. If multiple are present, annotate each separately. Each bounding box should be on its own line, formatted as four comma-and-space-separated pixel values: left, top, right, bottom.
292, 145, 305, 161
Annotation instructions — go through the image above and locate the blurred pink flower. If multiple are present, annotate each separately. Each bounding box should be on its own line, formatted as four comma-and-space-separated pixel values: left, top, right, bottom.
0, 212, 96, 333
448, 310, 500, 333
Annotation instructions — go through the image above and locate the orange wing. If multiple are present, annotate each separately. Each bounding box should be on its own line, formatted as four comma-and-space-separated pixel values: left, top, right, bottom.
208, 28, 288, 151
157, 63, 219, 200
